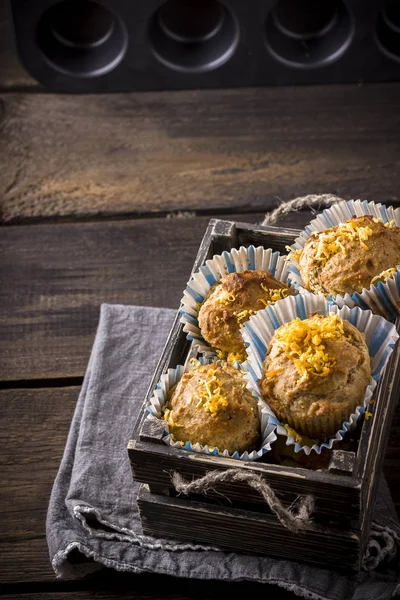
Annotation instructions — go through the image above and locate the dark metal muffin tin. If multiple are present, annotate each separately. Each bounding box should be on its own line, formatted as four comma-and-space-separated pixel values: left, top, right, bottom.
8, 0, 400, 92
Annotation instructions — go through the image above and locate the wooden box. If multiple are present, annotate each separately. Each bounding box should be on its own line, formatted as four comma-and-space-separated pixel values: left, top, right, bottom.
128, 219, 400, 571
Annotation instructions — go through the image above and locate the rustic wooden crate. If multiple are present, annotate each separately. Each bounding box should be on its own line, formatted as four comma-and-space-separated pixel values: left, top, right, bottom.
128, 219, 400, 571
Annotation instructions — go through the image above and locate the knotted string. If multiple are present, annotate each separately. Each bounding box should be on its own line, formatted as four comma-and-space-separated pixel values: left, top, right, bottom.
172, 468, 315, 534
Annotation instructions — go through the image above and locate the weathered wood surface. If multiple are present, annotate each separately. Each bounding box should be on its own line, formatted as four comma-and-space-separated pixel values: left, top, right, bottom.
0, 83, 399, 222
0, 213, 261, 381
2, 207, 395, 382
139, 488, 361, 570
130, 437, 361, 527
0, 387, 78, 584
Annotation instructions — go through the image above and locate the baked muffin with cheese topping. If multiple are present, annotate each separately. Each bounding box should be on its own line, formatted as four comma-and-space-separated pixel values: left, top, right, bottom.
198, 270, 295, 363
163, 361, 260, 454
294, 216, 400, 297
259, 313, 371, 439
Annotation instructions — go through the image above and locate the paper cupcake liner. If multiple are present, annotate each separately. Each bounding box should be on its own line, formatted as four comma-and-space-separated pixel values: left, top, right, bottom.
287, 199, 400, 321
147, 358, 277, 461
179, 245, 294, 357
241, 294, 399, 455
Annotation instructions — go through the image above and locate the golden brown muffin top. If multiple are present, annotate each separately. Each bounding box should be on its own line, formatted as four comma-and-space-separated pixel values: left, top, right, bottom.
259, 314, 371, 438
163, 361, 260, 454
262, 313, 364, 383
294, 216, 400, 296
198, 270, 295, 363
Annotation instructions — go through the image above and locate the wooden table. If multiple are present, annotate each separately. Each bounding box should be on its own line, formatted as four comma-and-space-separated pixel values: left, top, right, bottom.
1, 6, 400, 599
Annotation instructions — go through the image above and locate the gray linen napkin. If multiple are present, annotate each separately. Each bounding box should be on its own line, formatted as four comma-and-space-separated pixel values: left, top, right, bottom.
47, 304, 400, 599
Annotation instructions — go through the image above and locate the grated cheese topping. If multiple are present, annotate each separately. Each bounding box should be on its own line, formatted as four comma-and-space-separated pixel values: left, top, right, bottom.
189, 357, 201, 367
371, 267, 398, 286
258, 284, 292, 306
286, 246, 303, 263
270, 313, 346, 380
289, 217, 397, 266
372, 218, 396, 229
234, 309, 257, 327
216, 348, 246, 363
195, 368, 229, 417
265, 367, 283, 380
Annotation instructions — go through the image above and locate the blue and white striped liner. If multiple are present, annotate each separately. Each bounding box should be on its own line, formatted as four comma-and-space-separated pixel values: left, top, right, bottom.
241, 294, 399, 456
180, 245, 294, 357
287, 200, 400, 321
147, 359, 277, 461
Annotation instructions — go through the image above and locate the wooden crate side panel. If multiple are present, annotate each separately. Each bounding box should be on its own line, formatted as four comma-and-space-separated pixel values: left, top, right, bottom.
129, 442, 361, 528
138, 487, 361, 571
357, 332, 400, 552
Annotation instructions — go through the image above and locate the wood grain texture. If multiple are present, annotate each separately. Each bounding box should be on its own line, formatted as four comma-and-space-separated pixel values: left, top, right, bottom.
0, 387, 79, 583
0, 210, 327, 382
1, 83, 400, 222
0, 214, 254, 381
138, 488, 361, 570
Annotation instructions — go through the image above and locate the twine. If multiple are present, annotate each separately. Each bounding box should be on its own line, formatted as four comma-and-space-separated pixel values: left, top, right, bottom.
363, 521, 400, 571
172, 469, 315, 534
262, 193, 346, 226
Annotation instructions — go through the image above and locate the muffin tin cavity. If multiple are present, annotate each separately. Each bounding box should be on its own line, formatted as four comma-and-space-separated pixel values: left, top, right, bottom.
149, 0, 239, 73
36, 0, 128, 77
376, 0, 400, 62
265, 0, 353, 68
10, 0, 400, 91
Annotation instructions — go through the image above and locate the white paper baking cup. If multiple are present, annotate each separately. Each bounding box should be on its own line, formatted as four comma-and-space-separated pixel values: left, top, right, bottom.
179, 245, 294, 357
147, 359, 277, 461
287, 199, 400, 321
241, 294, 399, 455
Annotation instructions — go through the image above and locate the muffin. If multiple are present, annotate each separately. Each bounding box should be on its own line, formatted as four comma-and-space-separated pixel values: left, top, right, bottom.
259, 313, 371, 439
198, 270, 295, 362
163, 361, 260, 454
294, 216, 400, 297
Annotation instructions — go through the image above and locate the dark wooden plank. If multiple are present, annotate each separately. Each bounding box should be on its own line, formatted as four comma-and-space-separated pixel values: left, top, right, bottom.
1, 83, 400, 222
0, 2, 37, 90
0, 214, 258, 381
130, 438, 361, 527
1, 207, 397, 383
138, 487, 361, 571
0, 387, 79, 583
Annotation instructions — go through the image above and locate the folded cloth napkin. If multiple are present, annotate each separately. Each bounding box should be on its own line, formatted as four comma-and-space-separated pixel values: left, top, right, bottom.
47, 304, 400, 600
